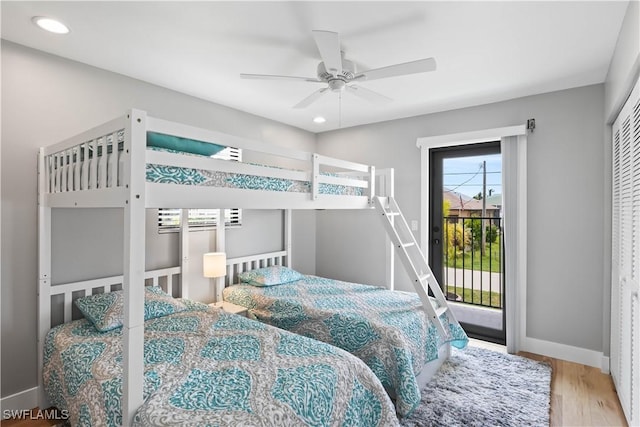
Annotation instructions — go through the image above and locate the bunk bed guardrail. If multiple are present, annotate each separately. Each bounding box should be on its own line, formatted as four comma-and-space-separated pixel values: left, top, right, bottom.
39, 110, 391, 209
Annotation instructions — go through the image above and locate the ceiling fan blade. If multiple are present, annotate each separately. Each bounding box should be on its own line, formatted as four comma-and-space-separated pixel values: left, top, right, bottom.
240, 73, 323, 83
293, 87, 330, 109
354, 57, 436, 81
312, 30, 343, 76
345, 85, 393, 104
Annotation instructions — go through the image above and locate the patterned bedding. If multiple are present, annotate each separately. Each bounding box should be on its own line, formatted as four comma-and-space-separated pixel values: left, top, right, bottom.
145, 149, 363, 196
43, 306, 398, 426
223, 275, 469, 417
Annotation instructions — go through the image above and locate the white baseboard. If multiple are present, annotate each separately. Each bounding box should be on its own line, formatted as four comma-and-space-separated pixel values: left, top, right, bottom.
1, 387, 38, 411
601, 355, 610, 374
521, 336, 606, 371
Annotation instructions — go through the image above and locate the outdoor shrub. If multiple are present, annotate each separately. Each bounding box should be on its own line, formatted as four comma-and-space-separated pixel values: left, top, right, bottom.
464, 218, 483, 249
444, 221, 470, 264
485, 224, 499, 244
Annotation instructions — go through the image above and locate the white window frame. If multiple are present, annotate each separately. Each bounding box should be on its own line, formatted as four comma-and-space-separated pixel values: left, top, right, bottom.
158, 146, 242, 233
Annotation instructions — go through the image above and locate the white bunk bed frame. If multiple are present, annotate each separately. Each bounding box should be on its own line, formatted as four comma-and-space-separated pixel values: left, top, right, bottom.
37, 109, 395, 424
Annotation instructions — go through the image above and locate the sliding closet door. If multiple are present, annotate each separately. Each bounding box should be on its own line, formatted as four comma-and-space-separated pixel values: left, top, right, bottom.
611, 75, 640, 427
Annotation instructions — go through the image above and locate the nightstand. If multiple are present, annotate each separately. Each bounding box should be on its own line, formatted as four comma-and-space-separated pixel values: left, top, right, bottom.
210, 301, 248, 317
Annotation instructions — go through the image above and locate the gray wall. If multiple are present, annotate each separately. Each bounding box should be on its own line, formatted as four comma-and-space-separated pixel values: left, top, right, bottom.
316, 84, 606, 353
604, 0, 640, 122
1, 41, 316, 397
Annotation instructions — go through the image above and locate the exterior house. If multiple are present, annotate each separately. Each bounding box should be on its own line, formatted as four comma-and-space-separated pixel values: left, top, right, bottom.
443, 189, 499, 220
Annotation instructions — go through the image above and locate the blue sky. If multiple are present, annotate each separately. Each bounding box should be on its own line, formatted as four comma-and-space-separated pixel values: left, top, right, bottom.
443, 154, 502, 198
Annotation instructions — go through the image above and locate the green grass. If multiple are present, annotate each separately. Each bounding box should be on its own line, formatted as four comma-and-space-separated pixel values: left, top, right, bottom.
447, 285, 502, 308
445, 240, 502, 273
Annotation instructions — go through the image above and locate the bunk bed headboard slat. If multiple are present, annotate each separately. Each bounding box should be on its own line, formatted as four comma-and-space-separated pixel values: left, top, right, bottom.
81, 143, 89, 190
45, 267, 181, 330
89, 139, 97, 190
224, 251, 288, 286
98, 137, 107, 189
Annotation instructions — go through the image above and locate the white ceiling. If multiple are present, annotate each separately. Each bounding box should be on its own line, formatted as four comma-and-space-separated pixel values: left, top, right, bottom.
1, 1, 629, 132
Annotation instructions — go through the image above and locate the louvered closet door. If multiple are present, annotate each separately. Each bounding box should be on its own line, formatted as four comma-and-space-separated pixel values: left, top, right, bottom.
611, 75, 640, 427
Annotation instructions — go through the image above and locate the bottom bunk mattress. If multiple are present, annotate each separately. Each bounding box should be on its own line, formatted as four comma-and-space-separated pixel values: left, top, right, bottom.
43, 305, 398, 426
223, 268, 469, 417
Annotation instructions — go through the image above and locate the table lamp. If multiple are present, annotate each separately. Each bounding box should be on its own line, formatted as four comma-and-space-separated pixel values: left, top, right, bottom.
203, 252, 226, 306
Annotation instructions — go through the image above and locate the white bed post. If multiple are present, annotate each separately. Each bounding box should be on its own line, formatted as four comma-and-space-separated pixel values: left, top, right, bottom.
37, 148, 52, 409
122, 109, 147, 424
384, 169, 395, 290
311, 154, 320, 200
180, 209, 189, 299
284, 209, 292, 268
215, 209, 225, 303
368, 165, 376, 206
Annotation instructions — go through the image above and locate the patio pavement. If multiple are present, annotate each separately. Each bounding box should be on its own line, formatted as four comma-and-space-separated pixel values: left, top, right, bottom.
449, 300, 503, 331
445, 267, 503, 294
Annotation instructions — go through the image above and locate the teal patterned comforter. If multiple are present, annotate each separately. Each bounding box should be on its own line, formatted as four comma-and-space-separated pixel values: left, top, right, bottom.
146, 151, 362, 196
43, 307, 398, 426
223, 276, 469, 417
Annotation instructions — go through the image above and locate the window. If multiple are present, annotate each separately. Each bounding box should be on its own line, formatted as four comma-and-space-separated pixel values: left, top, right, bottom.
158, 146, 242, 232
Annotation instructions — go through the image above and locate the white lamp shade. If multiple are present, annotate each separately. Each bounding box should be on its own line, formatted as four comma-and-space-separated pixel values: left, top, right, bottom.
203, 252, 226, 278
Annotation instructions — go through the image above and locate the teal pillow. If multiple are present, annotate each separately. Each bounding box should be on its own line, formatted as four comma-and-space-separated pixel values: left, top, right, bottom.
75, 291, 124, 332
75, 287, 189, 332
146, 132, 226, 157
144, 286, 189, 320
238, 266, 304, 287
180, 298, 213, 312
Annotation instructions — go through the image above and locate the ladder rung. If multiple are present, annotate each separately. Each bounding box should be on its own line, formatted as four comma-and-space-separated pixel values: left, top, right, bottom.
376, 195, 458, 342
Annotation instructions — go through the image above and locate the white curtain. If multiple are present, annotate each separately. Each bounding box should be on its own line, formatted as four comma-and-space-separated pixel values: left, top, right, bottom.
501, 135, 527, 353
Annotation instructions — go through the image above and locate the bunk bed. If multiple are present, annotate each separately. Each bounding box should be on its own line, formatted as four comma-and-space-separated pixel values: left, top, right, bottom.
37, 109, 402, 425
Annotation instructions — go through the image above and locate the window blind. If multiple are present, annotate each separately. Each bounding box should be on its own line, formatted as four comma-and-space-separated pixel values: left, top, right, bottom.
158, 146, 242, 232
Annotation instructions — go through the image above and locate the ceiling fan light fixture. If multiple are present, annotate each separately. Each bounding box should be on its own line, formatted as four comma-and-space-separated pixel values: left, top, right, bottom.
313, 116, 327, 124
32, 16, 70, 34
241, 29, 435, 110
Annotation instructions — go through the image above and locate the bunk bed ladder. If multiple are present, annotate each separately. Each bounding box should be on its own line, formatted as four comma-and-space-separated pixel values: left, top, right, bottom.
374, 196, 454, 339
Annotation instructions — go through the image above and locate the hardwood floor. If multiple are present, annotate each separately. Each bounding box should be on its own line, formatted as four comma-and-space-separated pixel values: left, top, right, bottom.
469, 338, 628, 427
520, 351, 628, 427
3, 346, 628, 427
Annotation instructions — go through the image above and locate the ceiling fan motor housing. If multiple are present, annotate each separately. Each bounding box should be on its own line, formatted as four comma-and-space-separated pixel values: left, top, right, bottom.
317, 58, 356, 92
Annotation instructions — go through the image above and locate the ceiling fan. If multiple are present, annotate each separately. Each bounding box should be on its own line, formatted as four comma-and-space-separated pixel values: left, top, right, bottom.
240, 30, 436, 109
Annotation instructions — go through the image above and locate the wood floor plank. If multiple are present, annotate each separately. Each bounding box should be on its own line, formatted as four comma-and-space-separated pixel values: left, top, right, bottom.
517, 351, 627, 427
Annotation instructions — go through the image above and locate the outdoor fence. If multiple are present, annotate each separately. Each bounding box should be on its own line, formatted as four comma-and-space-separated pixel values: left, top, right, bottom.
442, 215, 503, 309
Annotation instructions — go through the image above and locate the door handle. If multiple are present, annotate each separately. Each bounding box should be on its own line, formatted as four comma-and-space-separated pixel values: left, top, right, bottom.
434, 238, 440, 245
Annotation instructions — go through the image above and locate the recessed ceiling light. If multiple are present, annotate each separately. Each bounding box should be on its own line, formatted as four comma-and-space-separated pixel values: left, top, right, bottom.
32, 16, 70, 34
313, 116, 327, 124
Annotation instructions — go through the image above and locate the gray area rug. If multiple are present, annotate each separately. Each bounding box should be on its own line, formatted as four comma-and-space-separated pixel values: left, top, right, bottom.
401, 346, 551, 427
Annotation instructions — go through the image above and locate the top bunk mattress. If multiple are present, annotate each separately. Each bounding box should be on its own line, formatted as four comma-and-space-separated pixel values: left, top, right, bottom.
146, 150, 363, 196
